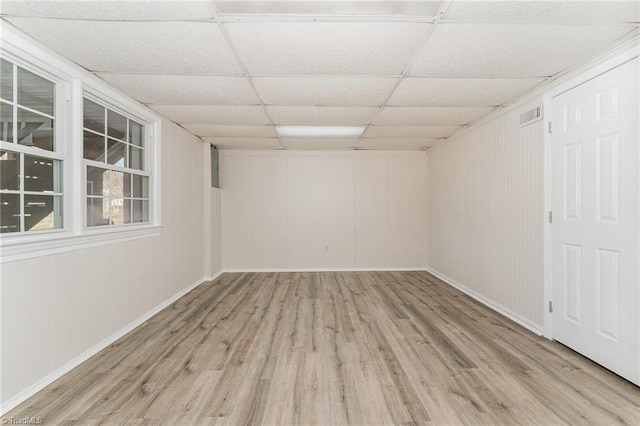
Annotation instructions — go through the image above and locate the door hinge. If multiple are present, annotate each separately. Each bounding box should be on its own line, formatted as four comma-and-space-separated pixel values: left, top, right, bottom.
548, 122, 553, 134
549, 301, 553, 313
548, 211, 553, 224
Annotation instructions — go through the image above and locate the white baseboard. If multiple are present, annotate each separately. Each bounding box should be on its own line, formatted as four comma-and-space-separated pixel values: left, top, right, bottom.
204, 270, 224, 282
0, 272, 222, 416
425, 267, 544, 336
222, 267, 426, 273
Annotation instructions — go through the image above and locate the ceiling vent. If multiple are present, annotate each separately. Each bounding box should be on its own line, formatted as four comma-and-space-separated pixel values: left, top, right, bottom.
520, 106, 542, 128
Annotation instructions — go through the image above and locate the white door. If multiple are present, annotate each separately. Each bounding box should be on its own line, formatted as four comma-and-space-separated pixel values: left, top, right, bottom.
551, 57, 639, 385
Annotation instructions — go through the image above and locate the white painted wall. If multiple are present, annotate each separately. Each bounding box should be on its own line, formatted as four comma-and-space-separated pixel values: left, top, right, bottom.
0, 120, 223, 409
427, 99, 545, 330
221, 150, 427, 270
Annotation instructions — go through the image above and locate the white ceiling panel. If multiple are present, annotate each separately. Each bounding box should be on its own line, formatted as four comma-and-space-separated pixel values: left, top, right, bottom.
364, 126, 461, 139
409, 23, 634, 78
224, 22, 428, 75
0, 1, 214, 21
358, 138, 437, 150
215, 0, 443, 16
5, 18, 241, 74
151, 105, 270, 125
281, 138, 358, 149
388, 77, 543, 106
266, 106, 377, 125
375, 107, 494, 126
253, 77, 398, 106
203, 137, 282, 149
98, 74, 259, 105
444, 1, 640, 23
182, 124, 277, 138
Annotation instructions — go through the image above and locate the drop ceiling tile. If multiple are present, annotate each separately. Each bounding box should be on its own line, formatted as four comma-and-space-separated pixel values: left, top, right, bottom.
409, 23, 634, 78
358, 138, 437, 150
375, 107, 493, 126
389, 78, 543, 106
182, 124, 277, 138
364, 126, 461, 139
253, 77, 398, 106
444, 1, 640, 23
266, 106, 377, 125
0, 1, 214, 20
224, 22, 428, 75
151, 105, 270, 125
5, 18, 241, 74
98, 74, 259, 105
281, 138, 358, 150
216, 0, 443, 16
203, 137, 281, 149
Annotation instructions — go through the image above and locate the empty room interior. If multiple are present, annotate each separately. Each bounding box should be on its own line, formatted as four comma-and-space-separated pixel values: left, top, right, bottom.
1, 0, 639, 424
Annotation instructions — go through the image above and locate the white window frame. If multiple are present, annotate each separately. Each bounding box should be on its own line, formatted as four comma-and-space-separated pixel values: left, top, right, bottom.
0, 23, 162, 263
81, 90, 155, 229
0, 54, 68, 236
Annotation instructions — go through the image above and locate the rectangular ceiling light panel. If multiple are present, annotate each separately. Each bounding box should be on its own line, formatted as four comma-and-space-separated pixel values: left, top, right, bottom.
277, 126, 366, 138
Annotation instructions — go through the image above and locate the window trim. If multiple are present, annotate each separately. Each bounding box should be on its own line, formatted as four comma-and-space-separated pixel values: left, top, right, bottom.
0, 23, 162, 263
81, 93, 153, 229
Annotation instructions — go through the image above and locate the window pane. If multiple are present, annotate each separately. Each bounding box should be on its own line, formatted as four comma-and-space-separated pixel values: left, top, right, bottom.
109, 195, 125, 225
123, 172, 132, 197
107, 109, 127, 140
0, 59, 13, 103
132, 175, 148, 198
87, 166, 107, 196
24, 155, 61, 193
83, 98, 104, 133
132, 199, 149, 223
83, 130, 104, 161
129, 121, 144, 147
107, 138, 126, 166
106, 170, 125, 200
87, 197, 108, 227
17, 67, 54, 116
0, 150, 20, 190
122, 199, 132, 224
24, 194, 62, 231
1, 102, 13, 143
17, 107, 53, 151
0, 193, 20, 233
129, 146, 143, 170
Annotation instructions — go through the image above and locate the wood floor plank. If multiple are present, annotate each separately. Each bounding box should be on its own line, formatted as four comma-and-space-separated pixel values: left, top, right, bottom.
4, 271, 639, 425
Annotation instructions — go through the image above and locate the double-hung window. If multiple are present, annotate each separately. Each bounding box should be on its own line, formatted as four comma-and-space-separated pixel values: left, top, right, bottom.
0, 25, 160, 262
83, 97, 150, 227
0, 58, 63, 234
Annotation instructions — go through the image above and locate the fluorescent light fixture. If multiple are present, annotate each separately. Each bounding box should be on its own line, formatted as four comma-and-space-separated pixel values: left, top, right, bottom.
276, 126, 366, 138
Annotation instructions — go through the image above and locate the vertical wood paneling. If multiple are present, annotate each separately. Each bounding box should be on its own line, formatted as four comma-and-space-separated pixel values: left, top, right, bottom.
388, 157, 426, 267
0, 120, 213, 406
428, 99, 545, 327
286, 155, 356, 268
355, 156, 389, 267
220, 153, 287, 269
221, 151, 427, 271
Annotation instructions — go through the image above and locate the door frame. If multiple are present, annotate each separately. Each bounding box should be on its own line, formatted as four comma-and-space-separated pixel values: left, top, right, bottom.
542, 42, 640, 340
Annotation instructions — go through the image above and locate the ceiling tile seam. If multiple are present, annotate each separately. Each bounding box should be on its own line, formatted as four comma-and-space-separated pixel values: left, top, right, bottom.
439, 19, 640, 27
216, 15, 437, 24
206, 0, 284, 149
356, 0, 454, 149
0, 16, 220, 23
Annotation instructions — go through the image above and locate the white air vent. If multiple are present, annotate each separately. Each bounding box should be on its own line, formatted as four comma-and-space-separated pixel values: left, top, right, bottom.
520, 106, 542, 127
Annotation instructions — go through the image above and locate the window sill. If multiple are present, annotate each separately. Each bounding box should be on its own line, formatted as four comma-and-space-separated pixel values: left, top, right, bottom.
0, 225, 161, 263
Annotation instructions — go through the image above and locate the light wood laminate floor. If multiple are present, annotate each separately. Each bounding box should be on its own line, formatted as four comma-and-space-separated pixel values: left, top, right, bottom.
5, 272, 640, 425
